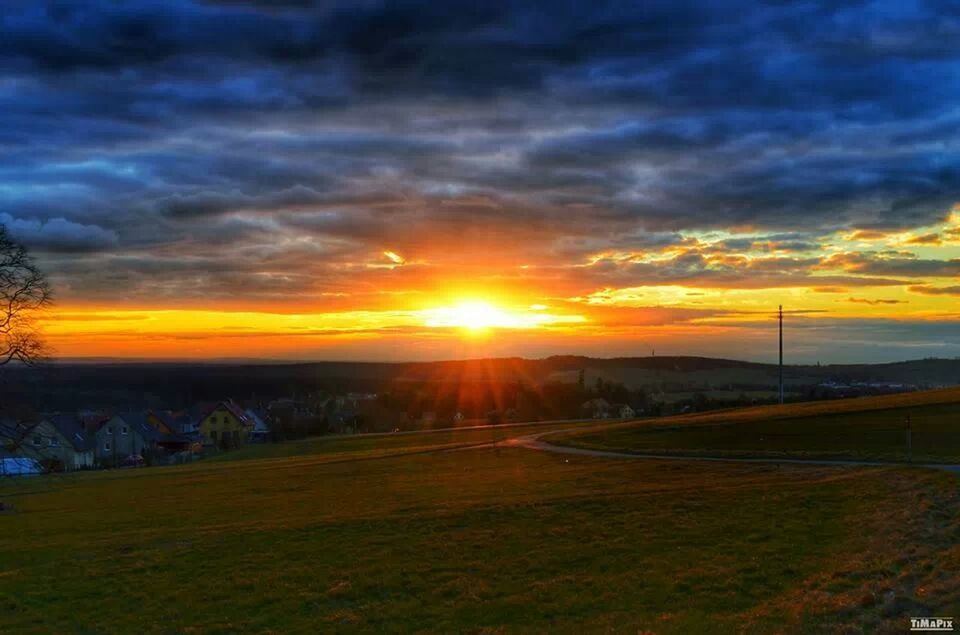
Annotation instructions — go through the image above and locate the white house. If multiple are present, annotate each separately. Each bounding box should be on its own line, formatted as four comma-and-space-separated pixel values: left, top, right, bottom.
615, 404, 636, 419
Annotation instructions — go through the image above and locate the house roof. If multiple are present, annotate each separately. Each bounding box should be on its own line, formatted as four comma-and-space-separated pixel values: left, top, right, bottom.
148, 410, 196, 434
112, 412, 196, 446
0, 419, 37, 442
111, 411, 159, 441
244, 408, 269, 432
198, 400, 251, 424
79, 413, 111, 432
174, 411, 196, 430
46, 414, 95, 452
222, 400, 250, 423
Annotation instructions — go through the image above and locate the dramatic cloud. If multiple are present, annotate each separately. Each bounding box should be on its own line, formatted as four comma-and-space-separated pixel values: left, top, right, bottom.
822, 253, 960, 277
0, 213, 118, 253
847, 297, 907, 305
906, 233, 943, 245
909, 285, 960, 297
1, 1, 958, 360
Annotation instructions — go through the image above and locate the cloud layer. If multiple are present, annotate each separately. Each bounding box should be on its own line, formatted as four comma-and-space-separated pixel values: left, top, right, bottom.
1, 1, 959, 360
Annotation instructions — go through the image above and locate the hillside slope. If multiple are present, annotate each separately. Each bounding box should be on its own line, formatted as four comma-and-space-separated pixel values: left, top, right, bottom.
547, 387, 960, 464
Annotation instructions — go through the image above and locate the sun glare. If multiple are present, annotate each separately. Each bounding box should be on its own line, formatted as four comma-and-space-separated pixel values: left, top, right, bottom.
424, 301, 517, 332
421, 300, 586, 333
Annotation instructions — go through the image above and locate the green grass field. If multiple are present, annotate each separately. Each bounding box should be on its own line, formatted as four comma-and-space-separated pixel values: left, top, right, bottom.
548, 388, 960, 463
207, 419, 599, 463
2, 399, 959, 633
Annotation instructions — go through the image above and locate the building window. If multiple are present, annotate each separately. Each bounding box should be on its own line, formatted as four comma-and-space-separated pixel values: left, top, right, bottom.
49, 437, 59, 447
210, 430, 218, 442
104, 442, 111, 451
121, 426, 128, 435
33, 435, 42, 446
106, 426, 113, 434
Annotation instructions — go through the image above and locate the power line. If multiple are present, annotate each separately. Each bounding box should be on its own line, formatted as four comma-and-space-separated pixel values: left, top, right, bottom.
779, 304, 784, 405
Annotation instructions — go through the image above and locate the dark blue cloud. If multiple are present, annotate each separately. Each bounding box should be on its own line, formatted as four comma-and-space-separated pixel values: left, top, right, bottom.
0, 0, 957, 302
0, 213, 118, 253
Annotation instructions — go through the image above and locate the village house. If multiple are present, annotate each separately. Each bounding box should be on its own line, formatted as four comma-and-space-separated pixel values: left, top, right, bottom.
79, 411, 111, 433
329, 406, 360, 434
244, 408, 270, 442
269, 397, 315, 418
613, 404, 636, 419
88, 411, 201, 465
32, 415, 95, 471
581, 398, 612, 419
148, 410, 198, 436
96, 413, 154, 465
145, 411, 203, 453
198, 400, 253, 448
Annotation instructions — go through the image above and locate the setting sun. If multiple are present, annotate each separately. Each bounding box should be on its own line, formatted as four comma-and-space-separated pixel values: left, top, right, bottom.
423, 301, 523, 332
6, 3, 960, 632
421, 300, 586, 333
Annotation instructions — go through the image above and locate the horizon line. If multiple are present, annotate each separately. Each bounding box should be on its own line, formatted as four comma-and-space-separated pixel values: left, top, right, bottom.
37, 354, 958, 367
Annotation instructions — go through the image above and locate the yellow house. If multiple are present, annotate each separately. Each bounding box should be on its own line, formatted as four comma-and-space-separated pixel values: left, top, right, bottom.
198, 401, 253, 449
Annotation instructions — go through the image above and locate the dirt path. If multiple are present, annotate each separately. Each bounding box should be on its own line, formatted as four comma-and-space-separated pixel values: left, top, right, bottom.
500, 428, 960, 473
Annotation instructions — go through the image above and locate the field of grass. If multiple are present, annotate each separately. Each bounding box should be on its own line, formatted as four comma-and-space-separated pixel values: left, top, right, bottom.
547, 388, 960, 464
208, 419, 597, 463
2, 406, 960, 633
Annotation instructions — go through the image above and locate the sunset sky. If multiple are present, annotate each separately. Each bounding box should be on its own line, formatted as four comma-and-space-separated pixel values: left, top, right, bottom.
3, 1, 960, 362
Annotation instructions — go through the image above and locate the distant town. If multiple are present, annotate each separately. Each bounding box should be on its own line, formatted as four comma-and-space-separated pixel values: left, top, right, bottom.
4, 354, 952, 475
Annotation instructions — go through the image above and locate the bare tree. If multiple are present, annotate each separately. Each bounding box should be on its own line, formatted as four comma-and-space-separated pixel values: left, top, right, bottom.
0, 225, 51, 366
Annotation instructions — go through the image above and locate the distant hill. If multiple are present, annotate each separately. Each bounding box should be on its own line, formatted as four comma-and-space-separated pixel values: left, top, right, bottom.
28, 354, 960, 388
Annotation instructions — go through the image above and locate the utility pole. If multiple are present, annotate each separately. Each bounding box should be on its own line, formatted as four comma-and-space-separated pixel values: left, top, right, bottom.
778, 304, 784, 405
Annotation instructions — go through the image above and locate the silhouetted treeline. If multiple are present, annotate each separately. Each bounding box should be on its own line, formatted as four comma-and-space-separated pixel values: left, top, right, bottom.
2, 356, 956, 422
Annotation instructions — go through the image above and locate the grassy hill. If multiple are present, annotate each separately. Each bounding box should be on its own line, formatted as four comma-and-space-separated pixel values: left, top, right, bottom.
547, 387, 960, 463
1, 411, 960, 632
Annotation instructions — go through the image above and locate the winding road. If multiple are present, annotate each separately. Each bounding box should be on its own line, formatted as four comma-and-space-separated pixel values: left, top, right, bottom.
496, 426, 960, 473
